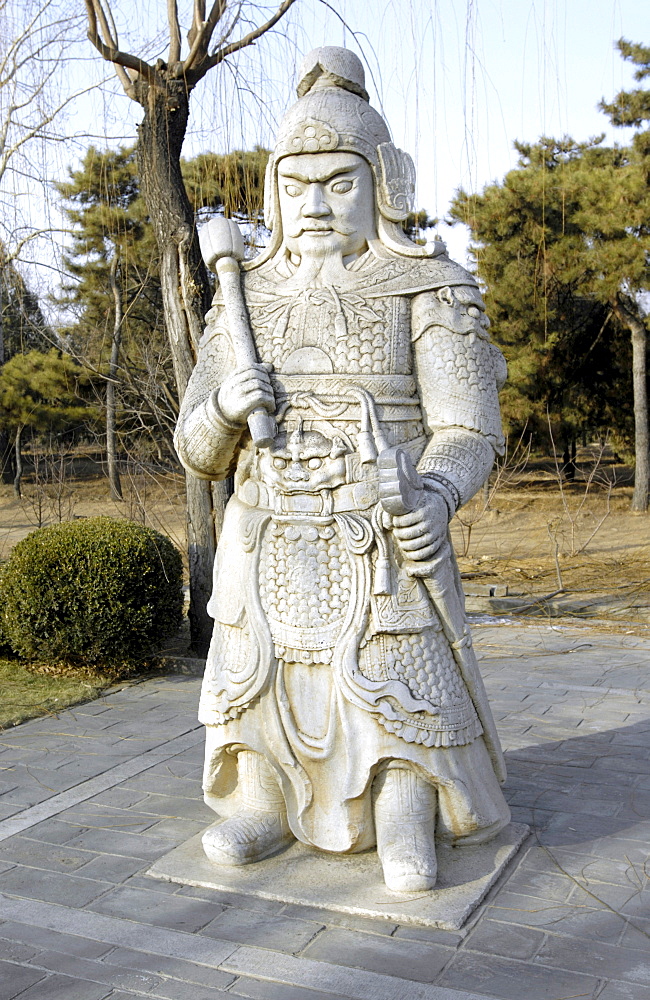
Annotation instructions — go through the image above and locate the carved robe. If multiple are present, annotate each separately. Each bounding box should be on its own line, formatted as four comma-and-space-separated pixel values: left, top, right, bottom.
174, 246, 511, 853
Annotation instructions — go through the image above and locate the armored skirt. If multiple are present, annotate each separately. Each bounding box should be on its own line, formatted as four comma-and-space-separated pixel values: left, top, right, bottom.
199, 493, 510, 854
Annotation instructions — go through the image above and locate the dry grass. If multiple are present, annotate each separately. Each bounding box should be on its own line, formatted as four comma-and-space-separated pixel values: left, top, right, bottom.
0, 658, 114, 730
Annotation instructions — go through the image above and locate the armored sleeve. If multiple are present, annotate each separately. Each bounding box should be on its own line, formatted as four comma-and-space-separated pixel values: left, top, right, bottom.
173, 304, 244, 481
411, 288, 507, 514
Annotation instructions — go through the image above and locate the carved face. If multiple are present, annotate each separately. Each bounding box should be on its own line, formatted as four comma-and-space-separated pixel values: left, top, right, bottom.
277, 151, 377, 261
257, 429, 348, 493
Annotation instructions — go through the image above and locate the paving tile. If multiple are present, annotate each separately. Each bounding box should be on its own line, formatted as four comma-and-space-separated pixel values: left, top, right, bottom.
0, 867, 113, 907
176, 885, 285, 913
485, 890, 579, 928
0, 836, 96, 873
220, 945, 488, 1000
465, 918, 544, 959
5, 974, 111, 1000
227, 977, 352, 1000
0, 939, 40, 962
0, 959, 45, 999
301, 927, 454, 982
99, 947, 236, 989
63, 828, 179, 860
278, 902, 397, 937
534, 935, 650, 983
597, 980, 650, 1000
618, 917, 650, 952
56, 806, 161, 835
86, 885, 225, 932
22, 950, 163, 993
144, 817, 207, 840
201, 907, 323, 954
86, 789, 150, 810
438, 949, 600, 999
15, 818, 83, 846
391, 925, 463, 946
0, 920, 113, 959
493, 868, 575, 903
73, 854, 146, 884
2, 894, 237, 970
149, 982, 245, 1000
136, 796, 212, 821
120, 874, 182, 894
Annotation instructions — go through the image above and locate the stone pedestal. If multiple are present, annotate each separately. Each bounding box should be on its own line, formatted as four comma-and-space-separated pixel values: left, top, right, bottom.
147, 822, 528, 931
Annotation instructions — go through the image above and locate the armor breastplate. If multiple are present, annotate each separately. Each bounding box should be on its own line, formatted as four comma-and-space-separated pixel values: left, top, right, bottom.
241, 281, 425, 476
246, 284, 412, 377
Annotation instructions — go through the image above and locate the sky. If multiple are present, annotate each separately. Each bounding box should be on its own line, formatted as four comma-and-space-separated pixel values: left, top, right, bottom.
5, 0, 650, 301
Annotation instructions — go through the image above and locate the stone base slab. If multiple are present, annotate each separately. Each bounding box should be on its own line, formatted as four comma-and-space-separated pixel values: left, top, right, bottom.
146, 822, 529, 931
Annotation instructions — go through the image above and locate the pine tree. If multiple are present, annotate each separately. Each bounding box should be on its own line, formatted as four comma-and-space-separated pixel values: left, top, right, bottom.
0, 349, 93, 496
56, 144, 271, 482
451, 138, 634, 449
596, 38, 650, 511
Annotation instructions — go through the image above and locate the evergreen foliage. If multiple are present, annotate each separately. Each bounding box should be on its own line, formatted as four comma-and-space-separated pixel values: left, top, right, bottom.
0, 246, 52, 361
451, 32, 650, 501
55, 145, 274, 458
0, 517, 183, 668
0, 348, 92, 438
450, 137, 638, 445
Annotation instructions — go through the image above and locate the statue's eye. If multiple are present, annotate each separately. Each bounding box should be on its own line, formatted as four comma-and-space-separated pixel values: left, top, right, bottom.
307, 457, 322, 470
331, 180, 353, 194
273, 457, 288, 469
467, 305, 481, 319
284, 184, 302, 197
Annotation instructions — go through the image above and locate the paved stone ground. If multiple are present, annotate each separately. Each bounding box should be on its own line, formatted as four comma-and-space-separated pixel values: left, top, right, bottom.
0, 618, 649, 1000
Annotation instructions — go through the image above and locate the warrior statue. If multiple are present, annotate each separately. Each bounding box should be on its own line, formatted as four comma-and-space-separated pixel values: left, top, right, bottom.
174, 46, 510, 893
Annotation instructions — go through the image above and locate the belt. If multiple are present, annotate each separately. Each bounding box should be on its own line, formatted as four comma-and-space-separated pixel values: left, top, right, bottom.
236, 478, 379, 515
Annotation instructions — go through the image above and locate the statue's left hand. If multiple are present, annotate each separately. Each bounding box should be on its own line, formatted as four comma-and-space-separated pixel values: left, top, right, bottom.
391, 492, 449, 563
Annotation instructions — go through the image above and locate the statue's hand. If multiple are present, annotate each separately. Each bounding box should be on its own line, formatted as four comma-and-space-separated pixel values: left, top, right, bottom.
217, 364, 275, 425
391, 492, 449, 563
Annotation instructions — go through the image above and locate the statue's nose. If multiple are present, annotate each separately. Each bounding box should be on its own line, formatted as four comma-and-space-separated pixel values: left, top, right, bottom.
286, 461, 310, 481
302, 183, 330, 218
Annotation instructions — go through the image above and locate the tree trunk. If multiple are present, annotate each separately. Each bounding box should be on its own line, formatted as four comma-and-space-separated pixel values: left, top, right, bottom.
0, 261, 11, 485
136, 80, 223, 652
614, 294, 648, 512
13, 424, 23, 498
107, 255, 123, 500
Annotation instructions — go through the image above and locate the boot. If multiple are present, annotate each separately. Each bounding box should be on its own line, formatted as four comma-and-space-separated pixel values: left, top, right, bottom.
202, 750, 293, 866
373, 765, 437, 893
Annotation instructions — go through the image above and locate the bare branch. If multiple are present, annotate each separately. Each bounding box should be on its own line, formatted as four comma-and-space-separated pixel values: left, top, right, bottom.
188, 0, 207, 48
190, 0, 297, 82
83, 0, 161, 93
167, 0, 182, 65
0, 80, 105, 186
182, 0, 227, 75
1, 229, 74, 265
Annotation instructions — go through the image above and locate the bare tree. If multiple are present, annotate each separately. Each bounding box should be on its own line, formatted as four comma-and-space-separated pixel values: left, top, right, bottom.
81, 0, 296, 651
107, 252, 123, 499
0, 1, 97, 479
0, 1, 97, 268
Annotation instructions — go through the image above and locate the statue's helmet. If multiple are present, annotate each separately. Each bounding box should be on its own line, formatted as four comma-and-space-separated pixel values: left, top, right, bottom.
257, 46, 426, 261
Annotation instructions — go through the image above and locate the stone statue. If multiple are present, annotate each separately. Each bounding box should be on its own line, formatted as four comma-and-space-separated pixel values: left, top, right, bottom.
174, 46, 510, 894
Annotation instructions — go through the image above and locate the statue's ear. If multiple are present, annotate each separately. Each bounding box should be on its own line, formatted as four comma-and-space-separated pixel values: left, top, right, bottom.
437, 285, 455, 307
264, 155, 276, 231
377, 143, 415, 222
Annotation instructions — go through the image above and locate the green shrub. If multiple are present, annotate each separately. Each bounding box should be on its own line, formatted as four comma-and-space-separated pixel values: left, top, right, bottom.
0, 517, 183, 668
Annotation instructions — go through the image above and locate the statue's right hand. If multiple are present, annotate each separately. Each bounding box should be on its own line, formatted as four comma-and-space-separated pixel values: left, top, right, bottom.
217, 364, 275, 425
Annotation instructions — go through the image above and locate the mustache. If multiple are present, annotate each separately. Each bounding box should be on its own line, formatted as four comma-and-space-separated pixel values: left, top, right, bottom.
287, 222, 356, 237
